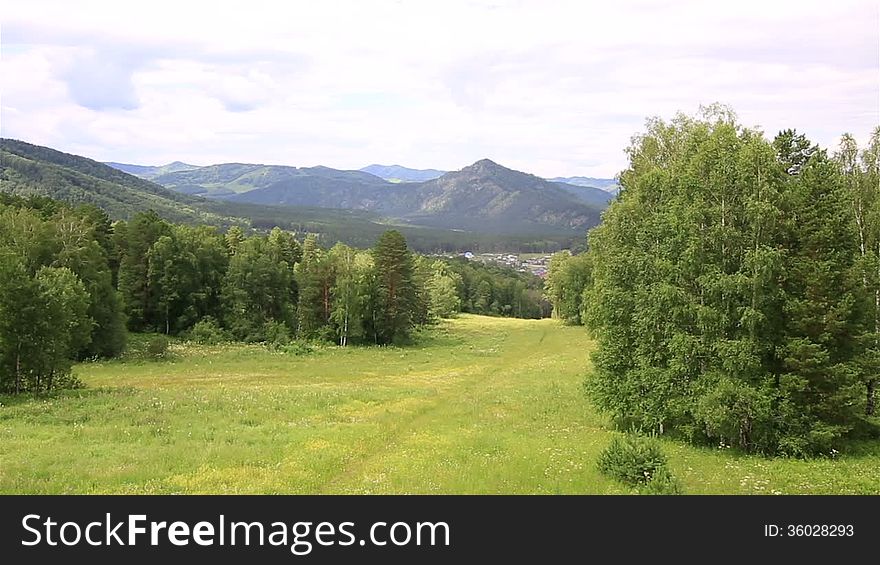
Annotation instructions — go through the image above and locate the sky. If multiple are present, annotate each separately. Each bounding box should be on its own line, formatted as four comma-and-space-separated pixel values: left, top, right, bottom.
1, 0, 877, 178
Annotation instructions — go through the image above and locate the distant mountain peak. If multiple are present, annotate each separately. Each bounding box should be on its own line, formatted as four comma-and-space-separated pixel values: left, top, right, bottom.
461, 158, 508, 175
360, 164, 445, 183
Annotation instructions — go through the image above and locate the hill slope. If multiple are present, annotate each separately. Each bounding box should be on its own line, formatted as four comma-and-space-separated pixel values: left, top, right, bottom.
153, 164, 389, 198
551, 182, 617, 207
0, 139, 222, 224
548, 176, 619, 191
234, 158, 604, 234
2, 140, 577, 252
105, 161, 200, 180
360, 164, 445, 182
379, 159, 603, 233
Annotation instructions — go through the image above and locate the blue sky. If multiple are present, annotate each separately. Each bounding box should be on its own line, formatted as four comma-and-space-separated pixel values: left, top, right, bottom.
1, 0, 877, 178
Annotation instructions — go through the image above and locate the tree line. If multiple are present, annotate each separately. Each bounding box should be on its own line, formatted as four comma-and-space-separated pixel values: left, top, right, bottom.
0, 194, 548, 394
545, 107, 878, 456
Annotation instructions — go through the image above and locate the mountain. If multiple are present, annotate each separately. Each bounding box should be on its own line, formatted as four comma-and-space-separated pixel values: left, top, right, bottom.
0, 140, 588, 251
377, 159, 603, 233
0, 139, 228, 224
360, 164, 445, 183
551, 182, 617, 207
153, 163, 389, 198
233, 158, 604, 234
548, 176, 619, 192
105, 160, 200, 180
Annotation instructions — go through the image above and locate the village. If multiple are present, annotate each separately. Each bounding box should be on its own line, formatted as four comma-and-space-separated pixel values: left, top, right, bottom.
459, 251, 554, 278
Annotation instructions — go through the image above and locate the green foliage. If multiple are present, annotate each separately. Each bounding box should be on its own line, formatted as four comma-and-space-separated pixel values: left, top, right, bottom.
0, 139, 225, 225
442, 257, 548, 319
597, 434, 677, 492
185, 317, 229, 345
146, 335, 170, 359
263, 320, 292, 350
0, 201, 130, 393
371, 230, 417, 344
0, 195, 552, 396
296, 234, 333, 338
328, 243, 372, 345
279, 340, 314, 356
639, 467, 683, 495
427, 261, 462, 319
223, 235, 296, 341
544, 250, 591, 324
585, 107, 875, 455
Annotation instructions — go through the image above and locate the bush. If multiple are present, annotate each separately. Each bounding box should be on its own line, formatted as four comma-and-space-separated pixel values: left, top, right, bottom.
639, 466, 683, 495
263, 321, 291, 350
186, 317, 229, 345
598, 434, 678, 492
281, 340, 314, 356
146, 335, 170, 359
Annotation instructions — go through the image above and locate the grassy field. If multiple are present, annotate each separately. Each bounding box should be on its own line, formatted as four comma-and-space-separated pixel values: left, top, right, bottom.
1, 315, 878, 494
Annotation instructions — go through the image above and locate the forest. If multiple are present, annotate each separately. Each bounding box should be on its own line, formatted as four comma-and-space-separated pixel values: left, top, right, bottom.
0, 193, 547, 395
545, 108, 879, 456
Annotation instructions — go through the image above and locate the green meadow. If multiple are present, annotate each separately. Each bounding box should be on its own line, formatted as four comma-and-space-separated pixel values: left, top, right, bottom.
2, 315, 878, 494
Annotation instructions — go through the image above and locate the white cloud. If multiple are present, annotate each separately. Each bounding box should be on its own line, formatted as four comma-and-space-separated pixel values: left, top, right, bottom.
1, 0, 877, 177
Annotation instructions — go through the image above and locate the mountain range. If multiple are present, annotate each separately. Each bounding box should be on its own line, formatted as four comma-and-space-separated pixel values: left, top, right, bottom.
0, 139, 226, 225
104, 160, 201, 180
360, 164, 445, 183
548, 176, 620, 191
1, 138, 614, 248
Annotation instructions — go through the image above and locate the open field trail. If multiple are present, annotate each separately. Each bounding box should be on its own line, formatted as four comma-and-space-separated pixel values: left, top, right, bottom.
2, 315, 879, 494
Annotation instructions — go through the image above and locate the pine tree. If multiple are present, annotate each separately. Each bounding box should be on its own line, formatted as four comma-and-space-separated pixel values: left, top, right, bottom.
372, 230, 416, 344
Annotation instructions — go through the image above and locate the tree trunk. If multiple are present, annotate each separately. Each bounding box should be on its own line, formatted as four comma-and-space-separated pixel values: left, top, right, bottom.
15, 343, 21, 395
867, 378, 876, 416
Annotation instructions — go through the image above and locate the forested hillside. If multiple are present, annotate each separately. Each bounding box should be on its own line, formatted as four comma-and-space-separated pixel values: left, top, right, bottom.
2, 140, 579, 253
0, 139, 222, 224
0, 194, 547, 394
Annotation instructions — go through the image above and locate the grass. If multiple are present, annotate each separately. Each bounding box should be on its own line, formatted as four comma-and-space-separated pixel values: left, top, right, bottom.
1, 314, 878, 494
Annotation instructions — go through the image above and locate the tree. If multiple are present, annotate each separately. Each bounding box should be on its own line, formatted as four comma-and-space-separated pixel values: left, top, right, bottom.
545, 250, 591, 324
0, 252, 41, 393
53, 207, 126, 357
773, 128, 818, 176
411, 255, 433, 325
0, 256, 92, 393
223, 235, 296, 341
372, 230, 416, 344
225, 225, 245, 256
328, 243, 372, 345
149, 225, 229, 335
115, 210, 171, 331
296, 234, 333, 338
427, 261, 462, 319
837, 128, 880, 415
33, 266, 93, 391
585, 108, 866, 455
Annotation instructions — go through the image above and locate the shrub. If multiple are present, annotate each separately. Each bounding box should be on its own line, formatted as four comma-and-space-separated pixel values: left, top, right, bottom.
597, 433, 675, 489
146, 335, 170, 359
639, 466, 683, 495
281, 340, 314, 356
264, 321, 291, 350
186, 317, 229, 345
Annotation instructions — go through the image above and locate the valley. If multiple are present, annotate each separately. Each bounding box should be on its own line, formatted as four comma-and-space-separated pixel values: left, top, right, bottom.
3, 315, 877, 494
